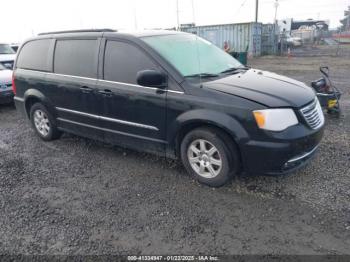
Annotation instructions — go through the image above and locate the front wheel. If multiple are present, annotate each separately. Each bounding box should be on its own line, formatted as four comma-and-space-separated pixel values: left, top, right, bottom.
180, 127, 240, 187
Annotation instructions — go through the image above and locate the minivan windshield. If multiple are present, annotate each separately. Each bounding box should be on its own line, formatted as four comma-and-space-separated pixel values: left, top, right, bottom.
0, 44, 15, 54
142, 33, 243, 78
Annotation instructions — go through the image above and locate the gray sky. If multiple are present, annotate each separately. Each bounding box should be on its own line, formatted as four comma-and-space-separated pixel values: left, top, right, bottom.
1, 0, 349, 43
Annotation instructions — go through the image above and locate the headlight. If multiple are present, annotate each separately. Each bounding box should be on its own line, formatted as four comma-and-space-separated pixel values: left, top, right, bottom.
253, 108, 298, 131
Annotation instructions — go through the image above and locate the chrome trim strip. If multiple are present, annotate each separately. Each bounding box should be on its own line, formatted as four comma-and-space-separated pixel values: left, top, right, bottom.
56, 107, 98, 119
99, 115, 158, 130
167, 90, 185, 94
18, 68, 184, 94
55, 107, 159, 131
98, 79, 150, 89
50, 72, 94, 82
287, 146, 318, 163
57, 118, 166, 144
316, 92, 334, 97
14, 97, 25, 102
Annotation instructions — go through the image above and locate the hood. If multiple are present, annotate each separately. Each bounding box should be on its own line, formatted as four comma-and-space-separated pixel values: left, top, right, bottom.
0, 69, 12, 84
204, 69, 315, 108
0, 54, 16, 62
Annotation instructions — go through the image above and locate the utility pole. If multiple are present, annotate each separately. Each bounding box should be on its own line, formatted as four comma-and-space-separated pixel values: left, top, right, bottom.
255, 0, 259, 23
176, 0, 180, 30
191, 0, 196, 24
273, 0, 280, 55
274, 0, 279, 24
347, 6, 350, 31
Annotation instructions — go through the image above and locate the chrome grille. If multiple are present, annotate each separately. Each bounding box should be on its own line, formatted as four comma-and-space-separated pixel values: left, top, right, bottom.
300, 98, 324, 130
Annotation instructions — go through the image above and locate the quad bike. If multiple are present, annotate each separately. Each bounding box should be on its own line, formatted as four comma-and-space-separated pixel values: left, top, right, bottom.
311, 66, 341, 117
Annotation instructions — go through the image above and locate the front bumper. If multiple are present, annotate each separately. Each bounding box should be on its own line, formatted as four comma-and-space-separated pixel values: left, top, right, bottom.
269, 145, 319, 175
241, 125, 324, 175
0, 90, 14, 104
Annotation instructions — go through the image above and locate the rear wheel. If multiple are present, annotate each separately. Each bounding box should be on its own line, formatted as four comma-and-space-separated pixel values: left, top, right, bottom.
180, 127, 240, 187
30, 103, 62, 141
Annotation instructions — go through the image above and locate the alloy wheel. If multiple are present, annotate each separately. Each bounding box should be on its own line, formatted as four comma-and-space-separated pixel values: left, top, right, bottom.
33, 109, 50, 137
187, 139, 222, 178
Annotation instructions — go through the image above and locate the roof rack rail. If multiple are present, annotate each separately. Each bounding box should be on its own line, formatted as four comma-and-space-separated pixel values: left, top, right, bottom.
38, 29, 117, 36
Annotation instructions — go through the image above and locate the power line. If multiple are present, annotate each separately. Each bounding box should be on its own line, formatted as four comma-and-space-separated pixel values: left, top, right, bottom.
261, 0, 346, 8
234, 0, 248, 16
289, 10, 346, 16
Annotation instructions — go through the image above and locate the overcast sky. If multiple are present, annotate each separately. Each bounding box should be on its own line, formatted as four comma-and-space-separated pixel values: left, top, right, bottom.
1, 0, 349, 43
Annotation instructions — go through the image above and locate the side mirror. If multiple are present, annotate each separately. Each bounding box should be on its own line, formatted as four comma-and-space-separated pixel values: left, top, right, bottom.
136, 70, 167, 88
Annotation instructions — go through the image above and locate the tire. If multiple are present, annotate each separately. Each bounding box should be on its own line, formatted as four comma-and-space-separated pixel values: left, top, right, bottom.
29, 102, 62, 141
180, 127, 240, 187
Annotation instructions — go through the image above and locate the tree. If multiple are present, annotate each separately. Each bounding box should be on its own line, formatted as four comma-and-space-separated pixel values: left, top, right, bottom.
340, 6, 350, 31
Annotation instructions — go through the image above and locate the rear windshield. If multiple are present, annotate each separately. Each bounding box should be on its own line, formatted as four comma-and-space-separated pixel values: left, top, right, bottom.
16, 39, 51, 71
0, 44, 15, 54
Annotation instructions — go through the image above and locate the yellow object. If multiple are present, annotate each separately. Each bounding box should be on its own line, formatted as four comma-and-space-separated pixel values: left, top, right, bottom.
253, 111, 265, 128
328, 99, 337, 109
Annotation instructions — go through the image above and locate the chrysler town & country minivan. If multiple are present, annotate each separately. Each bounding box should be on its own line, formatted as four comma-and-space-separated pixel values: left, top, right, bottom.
13, 29, 324, 187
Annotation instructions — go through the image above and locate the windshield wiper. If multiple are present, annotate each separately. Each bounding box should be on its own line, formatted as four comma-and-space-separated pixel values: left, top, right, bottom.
220, 67, 249, 74
185, 73, 219, 78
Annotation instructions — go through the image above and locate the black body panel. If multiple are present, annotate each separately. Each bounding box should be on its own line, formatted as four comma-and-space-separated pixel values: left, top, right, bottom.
204, 69, 316, 108
13, 30, 324, 175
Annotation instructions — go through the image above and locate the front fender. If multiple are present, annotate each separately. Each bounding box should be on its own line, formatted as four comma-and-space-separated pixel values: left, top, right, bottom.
167, 109, 250, 147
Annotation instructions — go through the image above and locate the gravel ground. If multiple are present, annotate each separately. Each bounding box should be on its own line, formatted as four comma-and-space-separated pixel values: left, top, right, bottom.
0, 45, 349, 255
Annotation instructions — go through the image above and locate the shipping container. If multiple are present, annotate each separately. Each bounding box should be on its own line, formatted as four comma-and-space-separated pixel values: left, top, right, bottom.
261, 24, 278, 55
180, 22, 275, 56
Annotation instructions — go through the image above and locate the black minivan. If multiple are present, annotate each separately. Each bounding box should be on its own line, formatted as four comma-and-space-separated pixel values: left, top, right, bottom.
13, 29, 324, 187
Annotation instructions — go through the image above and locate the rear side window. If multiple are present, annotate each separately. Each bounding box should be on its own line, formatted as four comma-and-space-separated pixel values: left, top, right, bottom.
54, 39, 98, 78
16, 39, 51, 71
104, 41, 157, 84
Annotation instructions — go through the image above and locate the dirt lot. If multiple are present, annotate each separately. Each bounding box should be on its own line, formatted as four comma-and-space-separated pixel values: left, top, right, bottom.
0, 45, 349, 255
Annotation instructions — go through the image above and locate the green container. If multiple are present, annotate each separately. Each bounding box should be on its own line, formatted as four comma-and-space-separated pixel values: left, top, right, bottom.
229, 51, 248, 66
238, 52, 248, 66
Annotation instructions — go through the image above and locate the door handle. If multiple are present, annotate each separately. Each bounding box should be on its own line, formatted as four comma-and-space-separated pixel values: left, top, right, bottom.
98, 89, 113, 97
80, 86, 93, 94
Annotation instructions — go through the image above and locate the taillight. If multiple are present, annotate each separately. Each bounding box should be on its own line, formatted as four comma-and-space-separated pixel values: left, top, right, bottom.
12, 72, 16, 95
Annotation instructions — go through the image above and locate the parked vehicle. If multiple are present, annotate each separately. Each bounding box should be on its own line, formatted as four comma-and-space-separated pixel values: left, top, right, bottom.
286, 36, 302, 47
10, 44, 20, 53
13, 30, 324, 187
0, 43, 16, 69
0, 64, 14, 104
279, 35, 302, 49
